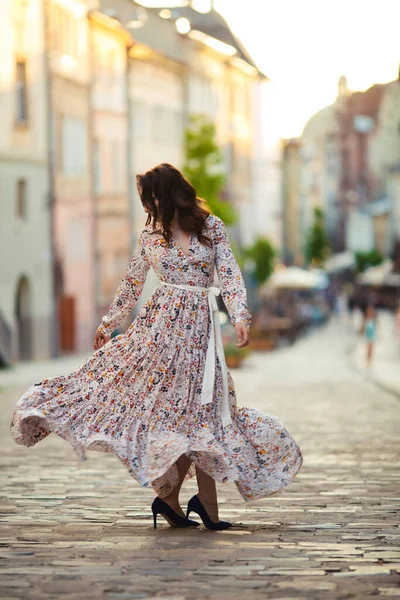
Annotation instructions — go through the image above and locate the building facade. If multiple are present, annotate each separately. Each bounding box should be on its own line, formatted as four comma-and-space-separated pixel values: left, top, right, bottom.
369, 80, 400, 255
48, 0, 96, 352
299, 76, 397, 257
0, 0, 53, 363
337, 83, 385, 253
300, 78, 345, 252
89, 11, 131, 325
281, 138, 302, 264
1, 0, 269, 363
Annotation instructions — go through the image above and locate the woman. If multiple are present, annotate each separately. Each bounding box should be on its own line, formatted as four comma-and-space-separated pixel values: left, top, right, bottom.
10, 163, 302, 530
364, 304, 378, 367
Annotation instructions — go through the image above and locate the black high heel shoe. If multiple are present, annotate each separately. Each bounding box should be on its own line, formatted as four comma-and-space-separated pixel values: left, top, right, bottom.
151, 497, 200, 529
186, 495, 232, 531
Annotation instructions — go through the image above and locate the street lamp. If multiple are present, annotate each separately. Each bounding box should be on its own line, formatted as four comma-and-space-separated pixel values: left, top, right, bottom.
175, 16, 191, 33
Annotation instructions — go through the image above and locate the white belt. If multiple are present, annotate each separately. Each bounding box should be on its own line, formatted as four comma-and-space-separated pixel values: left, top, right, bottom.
159, 282, 231, 427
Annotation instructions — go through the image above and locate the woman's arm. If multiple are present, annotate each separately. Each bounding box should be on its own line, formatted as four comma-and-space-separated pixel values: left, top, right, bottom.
211, 216, 252, 328
97, 230, 150, 337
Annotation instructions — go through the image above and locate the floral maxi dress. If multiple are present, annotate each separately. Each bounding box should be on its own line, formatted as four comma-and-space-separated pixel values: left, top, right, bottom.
10, 215, 302, 501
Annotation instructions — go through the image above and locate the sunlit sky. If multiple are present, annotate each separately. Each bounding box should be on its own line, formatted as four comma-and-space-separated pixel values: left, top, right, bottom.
215, 0, 400, 139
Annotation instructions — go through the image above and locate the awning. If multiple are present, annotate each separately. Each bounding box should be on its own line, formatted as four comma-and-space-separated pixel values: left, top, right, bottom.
325, 251, 355, 273
263, 266, 329, 291
356, 260, 395, 286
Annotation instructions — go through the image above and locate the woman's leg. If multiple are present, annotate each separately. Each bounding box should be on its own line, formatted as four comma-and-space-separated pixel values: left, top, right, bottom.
163, 454, 192, 516
195, 466, 219, 522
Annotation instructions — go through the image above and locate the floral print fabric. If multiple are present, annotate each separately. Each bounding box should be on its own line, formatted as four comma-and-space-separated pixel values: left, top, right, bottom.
10, 215, 302, 501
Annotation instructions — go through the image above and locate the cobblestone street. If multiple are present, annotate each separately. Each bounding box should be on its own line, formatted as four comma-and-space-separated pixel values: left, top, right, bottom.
1, 322, 399, 599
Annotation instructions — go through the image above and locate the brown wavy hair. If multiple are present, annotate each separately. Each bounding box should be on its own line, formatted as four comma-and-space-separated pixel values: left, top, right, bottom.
136, 163, 212, 248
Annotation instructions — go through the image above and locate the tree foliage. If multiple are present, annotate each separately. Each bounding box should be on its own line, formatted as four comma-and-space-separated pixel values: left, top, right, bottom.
355, 249, 384, 273
305, 207, 330, 266
182, 115, 237, 225
245, 237, 276, 286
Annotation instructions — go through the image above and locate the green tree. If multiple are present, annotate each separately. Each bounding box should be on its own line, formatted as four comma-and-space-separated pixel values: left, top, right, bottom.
305, 207, 330, 266
183, 115, 237, 225
245, 237, 276, 286
355, 249, 384, 273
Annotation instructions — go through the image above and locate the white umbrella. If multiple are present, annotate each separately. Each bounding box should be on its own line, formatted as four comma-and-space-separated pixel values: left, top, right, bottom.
383, 273, 400, 287
325, 251, 355, 273
357, 260, 393, 286
267, 266, 325, 290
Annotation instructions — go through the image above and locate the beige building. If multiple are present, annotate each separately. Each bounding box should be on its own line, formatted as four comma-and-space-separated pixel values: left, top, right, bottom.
387, 166, 400, 246
369, 80, 400, 253
0, 0, 53, 363
369, 81, 400, 182
89, 11, 132, 325
300, 77, 346, 250
281, 139, 302, 264
48, 0, 96, 352
0, 0, 268, 363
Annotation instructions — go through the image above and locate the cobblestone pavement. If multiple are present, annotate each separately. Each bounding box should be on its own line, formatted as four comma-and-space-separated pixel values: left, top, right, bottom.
1, 322, 399, 600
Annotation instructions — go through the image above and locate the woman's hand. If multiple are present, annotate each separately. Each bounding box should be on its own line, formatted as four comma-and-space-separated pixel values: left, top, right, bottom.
93, 329, 111, 350
235, 323, 250, 348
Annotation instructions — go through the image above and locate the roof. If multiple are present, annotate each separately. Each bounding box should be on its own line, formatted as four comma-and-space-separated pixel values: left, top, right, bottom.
134, 2, 266, 78
97, 1, 266, 77
346, 84, 386, 120
302, 104, 338, 140
171, 6, 262, 71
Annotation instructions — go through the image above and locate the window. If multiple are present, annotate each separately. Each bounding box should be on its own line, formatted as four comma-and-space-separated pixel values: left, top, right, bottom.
51, 3, 78, 60
16, 61, 28, 123
16, 179, 27, 219
61, 117, 87, 176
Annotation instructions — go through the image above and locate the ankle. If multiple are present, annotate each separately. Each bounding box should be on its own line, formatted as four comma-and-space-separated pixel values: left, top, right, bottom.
162, 495, 185, 514
198, 492, 217, 507
196, 494, 219, 523
163, 495, 179, 507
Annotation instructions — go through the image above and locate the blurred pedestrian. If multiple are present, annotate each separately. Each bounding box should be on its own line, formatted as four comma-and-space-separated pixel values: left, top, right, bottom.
358, 294, 369, 335
10, 163, 302, 531
364, 304, 378, 367
348, 294, 357, 327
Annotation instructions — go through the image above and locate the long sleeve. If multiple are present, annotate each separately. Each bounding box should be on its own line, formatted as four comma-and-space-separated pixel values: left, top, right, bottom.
211, 216, 252, 328
98, 231, 150, 336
